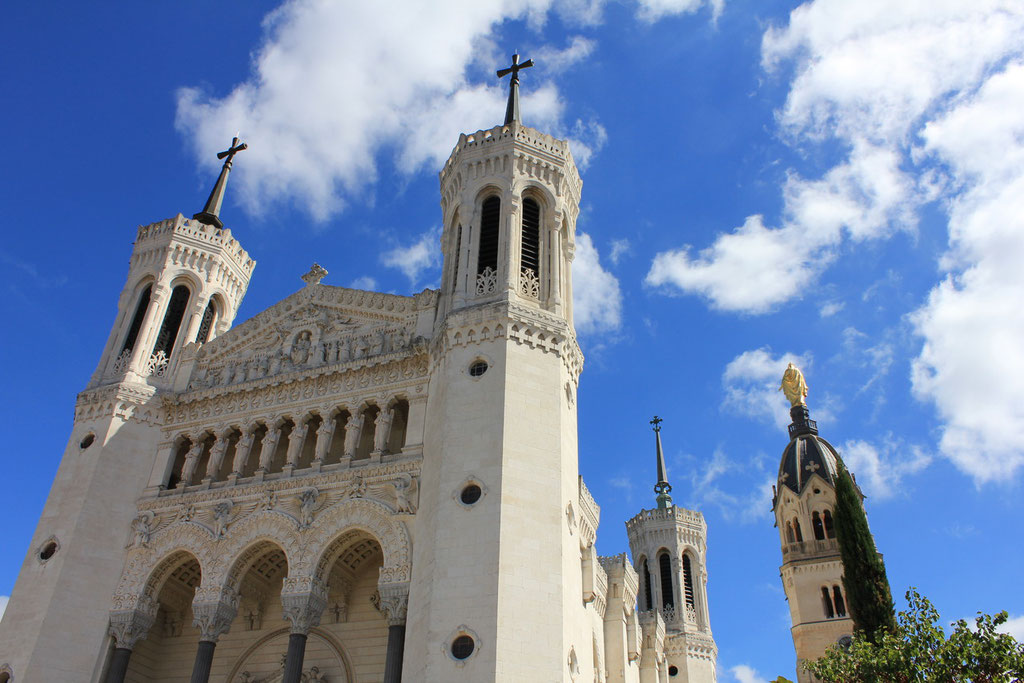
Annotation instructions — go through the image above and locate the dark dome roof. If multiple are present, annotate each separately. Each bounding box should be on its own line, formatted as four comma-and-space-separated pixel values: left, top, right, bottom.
778, 432, 840, 495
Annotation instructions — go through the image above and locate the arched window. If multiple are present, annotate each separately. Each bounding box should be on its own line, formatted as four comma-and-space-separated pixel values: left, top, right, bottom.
786, 521, 796, 543
812, 511, 826, 541
821, 587, 835, 619
659, 552, 674, 609
682, 553, 695, 609
195, 299, 217, 344
823, 509, 836, 539
152, 285, 191, 357
641, 557, 653, 611
477, 196, 500, 277
521, 197, 540, 278
793, 518, 804, 543
120, 285, 152, 355
452, 224, 463, 292
833, 586, 846, 617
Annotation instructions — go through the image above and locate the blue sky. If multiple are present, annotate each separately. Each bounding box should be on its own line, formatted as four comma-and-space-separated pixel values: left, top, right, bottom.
3, 1, 1024, 680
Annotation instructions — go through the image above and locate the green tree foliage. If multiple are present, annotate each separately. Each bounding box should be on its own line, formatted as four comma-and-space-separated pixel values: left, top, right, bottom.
806, 588, 1024, 682
834, 459, 896, 641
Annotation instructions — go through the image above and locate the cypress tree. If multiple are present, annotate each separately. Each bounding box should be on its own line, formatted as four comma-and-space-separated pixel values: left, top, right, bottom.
833, 459, 896, 643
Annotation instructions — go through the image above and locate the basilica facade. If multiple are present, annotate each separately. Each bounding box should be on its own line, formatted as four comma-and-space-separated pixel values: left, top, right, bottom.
0, 71, 720, 683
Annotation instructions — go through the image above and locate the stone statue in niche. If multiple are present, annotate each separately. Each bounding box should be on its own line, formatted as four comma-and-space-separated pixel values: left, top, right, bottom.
343, 413, 362, 458
373, 407, 394, 453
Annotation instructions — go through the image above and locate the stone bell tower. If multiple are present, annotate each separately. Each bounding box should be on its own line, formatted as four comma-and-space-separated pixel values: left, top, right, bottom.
773, 364, 854, 681
0, 140, 254, 681
404, 54, 591, 681
626, 418, 718, 683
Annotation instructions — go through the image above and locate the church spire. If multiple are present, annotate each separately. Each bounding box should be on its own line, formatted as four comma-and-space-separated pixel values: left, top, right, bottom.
192, 136, 247, 229
497, 53, 534, 125
651, 415, 673, 509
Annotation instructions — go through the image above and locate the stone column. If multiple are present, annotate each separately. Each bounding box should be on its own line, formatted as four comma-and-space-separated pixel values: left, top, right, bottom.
257, 422, 282, 473
280, 577, 328, 683
549, 218, 562, 310
180, 436, 206, 486
106, 598, 157, 683
203, 428, 232, 483
379, 581, 410, 683
284, 421, 309, 471
189, 588, 238, 683
312, 413, 336, 464
127, 284, 167, 375
181, 300, 208, 348
230, 426, 257, 477
402, 395, 427, 453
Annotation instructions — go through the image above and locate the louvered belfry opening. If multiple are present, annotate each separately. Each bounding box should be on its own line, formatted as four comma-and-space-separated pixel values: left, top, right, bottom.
452, 224, 462, 291
477, 196, 500, 275
521, 197, 540, 277
642, 558, 653, 611
153, 285, 191, 357
659, 552, 674, 609
683, 554, 696, 608
195, 300, 216, 344
121, 285, 152, 355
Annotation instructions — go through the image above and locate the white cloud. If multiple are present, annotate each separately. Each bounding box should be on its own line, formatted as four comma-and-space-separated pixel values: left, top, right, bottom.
839, 438, 931, 500
380, 227, 441, 286
348, 276, 378, 291
535, 35, 596, 73
819, 300, 843, 317
609, 238, 631, 265
572, 232, 623, 335
636, 0, 723, 23
998, 614, 1024, 642
722, 347, 810, 430
653, 0, 1024, 482
0, 595, 7, 623
567, 118, 609, 170
730, 663, 768, 683
683, 449, 774, 523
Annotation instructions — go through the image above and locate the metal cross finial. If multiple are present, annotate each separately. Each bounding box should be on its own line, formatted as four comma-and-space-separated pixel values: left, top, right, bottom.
497, 53, 534, 84
497, 53, 534, 126
650, 415, 663, 432
216, 136, 248, 164
193, 135, 248, 229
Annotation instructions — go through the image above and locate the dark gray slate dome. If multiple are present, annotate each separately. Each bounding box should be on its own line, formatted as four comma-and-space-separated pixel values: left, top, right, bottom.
777, 403, 840, 495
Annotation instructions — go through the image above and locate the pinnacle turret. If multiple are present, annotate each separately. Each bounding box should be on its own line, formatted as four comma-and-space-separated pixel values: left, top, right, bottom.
192, 136, 247, 229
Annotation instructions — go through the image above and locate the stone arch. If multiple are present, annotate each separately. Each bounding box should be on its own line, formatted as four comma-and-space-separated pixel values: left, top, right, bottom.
225, 626, 354, 683
217, 512, 303, 590
112, 539, 207, 610
518, 181, 557, 212
221, 537, 293, 595
306, 499, 411, 584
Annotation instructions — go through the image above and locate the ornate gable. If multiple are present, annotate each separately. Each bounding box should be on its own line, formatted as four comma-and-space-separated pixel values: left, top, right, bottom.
183, 285, 434, 393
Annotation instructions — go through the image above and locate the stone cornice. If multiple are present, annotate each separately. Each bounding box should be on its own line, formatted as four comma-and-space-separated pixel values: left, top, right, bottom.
75, 381, 162, 426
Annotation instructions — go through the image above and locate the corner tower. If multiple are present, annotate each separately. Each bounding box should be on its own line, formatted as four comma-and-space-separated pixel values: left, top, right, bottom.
405, 55, 591, 681
0, 140, 253, 681
773, 364, 853, 680
626, 418, 718, 682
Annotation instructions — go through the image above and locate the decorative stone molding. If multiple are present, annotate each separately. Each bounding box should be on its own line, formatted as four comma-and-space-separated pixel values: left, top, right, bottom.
192, 588, 239, 642
377, 581, 410, 626
108, 594, 158, 649
281, 576, 328, 635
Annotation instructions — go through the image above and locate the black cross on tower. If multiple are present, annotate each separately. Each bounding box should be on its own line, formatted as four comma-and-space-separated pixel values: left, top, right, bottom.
193, 135, 248, 229
497, 53, 534, 126
650, 415, 663, 432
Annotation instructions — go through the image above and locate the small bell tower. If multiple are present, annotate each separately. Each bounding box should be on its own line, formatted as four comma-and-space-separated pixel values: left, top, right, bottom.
626, 417, 718, 682
0, 141, 255, 680
773, 364, 853, 681
89, 137, 255, 389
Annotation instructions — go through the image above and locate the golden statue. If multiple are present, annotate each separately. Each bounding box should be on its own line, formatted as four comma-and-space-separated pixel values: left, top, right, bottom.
780, 362, 809, 407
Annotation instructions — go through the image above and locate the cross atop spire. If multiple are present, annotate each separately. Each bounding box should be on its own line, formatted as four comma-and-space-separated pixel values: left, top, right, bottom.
497, 53, 534, 126
193, 136, 248, 230
651, 416, 673, 509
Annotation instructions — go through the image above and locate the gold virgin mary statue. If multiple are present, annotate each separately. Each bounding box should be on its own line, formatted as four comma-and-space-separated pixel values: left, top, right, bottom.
780, 363, 809, 407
